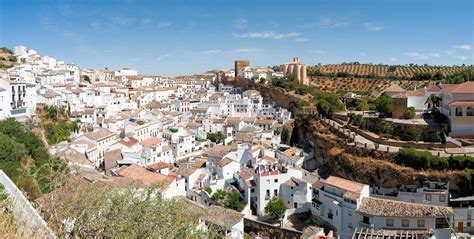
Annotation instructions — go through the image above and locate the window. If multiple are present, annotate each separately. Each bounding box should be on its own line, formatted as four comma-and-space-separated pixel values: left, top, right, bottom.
467, 222, 472, 227
363, 216, 370, 224
455, 107, 463, 116
425, 194, 432, 201
328, 209, 333, 220
417, 219, 425, 227
467, 107, 474, 116
348, 210, 352, 217
266, 190, 270, 198
251, 188, 255, 193
436, 218, 449, 229
348, 223, 353, 229
274, 189, 278, 197
274, 179, 278, 183
386, 219, 394, 227
402, 219, 410, 227
439, 195, 446, 202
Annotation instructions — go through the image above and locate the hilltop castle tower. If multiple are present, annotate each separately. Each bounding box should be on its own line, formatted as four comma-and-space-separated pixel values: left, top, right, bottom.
281, 57, 308, 85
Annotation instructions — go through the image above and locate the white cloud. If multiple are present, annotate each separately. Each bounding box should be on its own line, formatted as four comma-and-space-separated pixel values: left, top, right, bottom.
158, 21, 172, 28
232, 19, 248, 29
110, 16, 134, 26
199, 50, 222, 54
311, 50, 326, 54
90, 22, 101, 31
444, 50, 455, 55
295, 38, 310, 42
156, 53, 173, 61
404, 52, 429, 60
363, 22, 385, 31
232, 48, 263, 53
299, 16, 347, 29
390, 57, 398, 62
454, 55, 469, 60
233, 31, 301, 40
429, 53, 441, 58
140, 18, 153, 25
359, 52, 367, 56
452, 44, 471, 50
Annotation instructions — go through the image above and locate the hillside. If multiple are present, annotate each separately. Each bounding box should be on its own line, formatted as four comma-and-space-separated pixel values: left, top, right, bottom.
310, 77, 431, 94
309, 63, 472, 78
0, 47, 17, 69
292, 117, 474, 196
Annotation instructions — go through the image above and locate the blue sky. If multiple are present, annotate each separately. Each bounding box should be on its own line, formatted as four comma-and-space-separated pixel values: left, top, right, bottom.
0, 0, 473, 76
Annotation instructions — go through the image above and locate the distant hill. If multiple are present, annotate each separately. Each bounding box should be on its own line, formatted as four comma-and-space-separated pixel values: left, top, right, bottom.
0, 47, 17, 69
309, 63, 472, 79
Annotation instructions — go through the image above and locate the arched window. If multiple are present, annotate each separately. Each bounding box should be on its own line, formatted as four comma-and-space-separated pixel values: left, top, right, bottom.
467, 107, 474, 116
455, 107, 463, 117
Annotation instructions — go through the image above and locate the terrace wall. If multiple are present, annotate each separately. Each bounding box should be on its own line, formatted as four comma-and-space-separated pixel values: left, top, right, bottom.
0, 170, 56, 238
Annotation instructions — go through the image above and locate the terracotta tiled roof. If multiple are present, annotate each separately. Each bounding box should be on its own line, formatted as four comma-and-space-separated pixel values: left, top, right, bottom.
451, 81, 474, 94
118, 137, 139, 147
357, 197, 453, 218
282, 177, 305, 187
324, 176, 366, 194
104, 149, 122, 171
85, 128, 114, 141
238, 167, 254, 180
203, 145, 234, 158
449, 100, 474, 106
140, 137, 162, 147
115, 164, 174, 191
383, 84, 406, 93
217, 157, 234, 167
147, 162, 169, 170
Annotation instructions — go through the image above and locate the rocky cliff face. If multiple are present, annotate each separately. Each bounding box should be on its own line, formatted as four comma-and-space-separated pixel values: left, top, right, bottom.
294, 116, 470, 193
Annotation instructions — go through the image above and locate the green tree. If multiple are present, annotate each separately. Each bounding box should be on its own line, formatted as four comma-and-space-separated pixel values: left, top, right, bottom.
82, 75, 91, 83
225, 191, 245, 211
265, 197, 286, 219
0, 134, 27, 162
382, 122, 394, 135
403, 107, 416, 119
317, 100, 332, 117
412, 127, 422, 141
425, 94, 441, 109
356, 99, 369, 112
375, 95, 394, 116
46, 184, 214, 238
207, 132, 224, 144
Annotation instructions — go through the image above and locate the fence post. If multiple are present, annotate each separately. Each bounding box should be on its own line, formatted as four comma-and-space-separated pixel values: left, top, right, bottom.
387, 147, 389, 153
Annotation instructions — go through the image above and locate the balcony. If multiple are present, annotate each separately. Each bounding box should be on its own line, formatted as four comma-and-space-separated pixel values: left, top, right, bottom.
10, 108, 27, 115
359, 221, 372, 228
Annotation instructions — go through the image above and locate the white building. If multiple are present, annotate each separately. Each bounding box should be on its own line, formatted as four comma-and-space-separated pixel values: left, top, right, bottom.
311, 176, 370, 239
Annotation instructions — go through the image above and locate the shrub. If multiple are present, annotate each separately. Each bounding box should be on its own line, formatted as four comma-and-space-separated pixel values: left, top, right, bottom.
375, 95, 394, 116
395, 148, 474, 170
403, 107, 416, 119
265, 197, 286, 219
204, 186, 212, 194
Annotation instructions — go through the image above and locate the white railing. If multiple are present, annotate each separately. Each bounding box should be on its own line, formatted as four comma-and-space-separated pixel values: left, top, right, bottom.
0, 170, 56, 238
